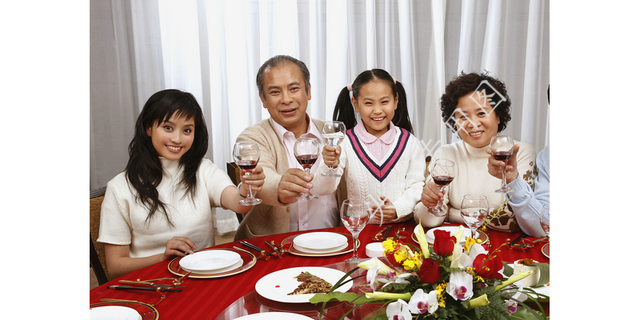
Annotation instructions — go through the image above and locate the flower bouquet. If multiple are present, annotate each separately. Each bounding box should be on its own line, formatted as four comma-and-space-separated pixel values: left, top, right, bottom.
310, 224, 549, 320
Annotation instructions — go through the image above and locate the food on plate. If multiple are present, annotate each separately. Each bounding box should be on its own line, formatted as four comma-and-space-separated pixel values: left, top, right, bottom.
513, 258, 540, 287
287, 271, 333, 295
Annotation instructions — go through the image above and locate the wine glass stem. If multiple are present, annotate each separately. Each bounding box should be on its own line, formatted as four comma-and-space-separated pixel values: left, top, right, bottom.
435, 186, 444, 209
501, 168, 507, 187
352, 233, 359, 259
244, 172, 254, 199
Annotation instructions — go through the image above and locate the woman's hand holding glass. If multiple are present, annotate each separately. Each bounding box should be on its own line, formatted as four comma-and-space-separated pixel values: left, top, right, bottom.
426, 159, 456, 217
233, 141, 263, 206
490, 133, 515, 193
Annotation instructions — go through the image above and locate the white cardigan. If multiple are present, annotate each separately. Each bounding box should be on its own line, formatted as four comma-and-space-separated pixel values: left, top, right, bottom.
314, 126, 426, 224
98, 158, 232, 258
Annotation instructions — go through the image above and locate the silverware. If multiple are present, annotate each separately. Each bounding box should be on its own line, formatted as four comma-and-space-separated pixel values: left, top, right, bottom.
240, 241, 274, 257
108, 285, 182, 293
382, 226, 392, 240
508, 233, 527, 246
264, 241, 282, 256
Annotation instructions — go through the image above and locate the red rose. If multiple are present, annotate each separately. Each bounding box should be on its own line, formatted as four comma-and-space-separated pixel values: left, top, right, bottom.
418, 258, 441, 284
433, 229, 457, 257
473, 253, 504, 279
385, 250, 403, 267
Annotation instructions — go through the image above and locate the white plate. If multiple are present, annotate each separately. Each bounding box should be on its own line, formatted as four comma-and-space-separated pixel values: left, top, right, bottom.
293, 232, 348, 251
292, 242, 349, 254
90, 306, 142, 320
233, 312, 314, 320
183, 258, 244, 274
415, 225, 470, 244
179, 250, 241, 272
255, 266, 353, 303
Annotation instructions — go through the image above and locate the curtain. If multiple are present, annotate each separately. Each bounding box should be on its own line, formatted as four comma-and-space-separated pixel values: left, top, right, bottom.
90, 0, 549, 233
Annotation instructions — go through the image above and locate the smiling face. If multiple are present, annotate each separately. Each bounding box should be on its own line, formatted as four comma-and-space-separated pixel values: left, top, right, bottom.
259, 61, 311, 138
146, 113, 195, 161
352, 80, 398, 138
453, 92, 501, 148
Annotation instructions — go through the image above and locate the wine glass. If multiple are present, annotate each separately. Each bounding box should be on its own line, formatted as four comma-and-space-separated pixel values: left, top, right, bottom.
232, 141, 262, 206
490, 133, 515, 193
293, 137, 319, 200
427, 159, 456, 217
460, 194, 489, 239
540, 204, 550, 238
340, 199, 372, 264
321, 121, 346, 177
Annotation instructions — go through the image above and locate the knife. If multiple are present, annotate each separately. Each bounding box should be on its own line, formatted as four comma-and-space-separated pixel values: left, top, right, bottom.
108, 285, 182, 293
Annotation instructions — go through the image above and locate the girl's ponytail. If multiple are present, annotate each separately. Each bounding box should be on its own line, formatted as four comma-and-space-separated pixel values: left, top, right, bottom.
391, 81, 414, 134
332, 87, 358, 129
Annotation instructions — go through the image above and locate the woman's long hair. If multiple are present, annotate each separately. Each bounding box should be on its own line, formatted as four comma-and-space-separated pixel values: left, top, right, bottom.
126, 89, 208, 226
333, 69, 413, 134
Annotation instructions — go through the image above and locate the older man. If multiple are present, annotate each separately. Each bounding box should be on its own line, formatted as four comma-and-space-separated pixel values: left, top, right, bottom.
234, 55, 342, 240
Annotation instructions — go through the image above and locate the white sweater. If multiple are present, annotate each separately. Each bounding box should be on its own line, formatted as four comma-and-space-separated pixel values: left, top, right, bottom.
315, 126, 426, 224
414, 140, 536, 232
98, 158, 232, 258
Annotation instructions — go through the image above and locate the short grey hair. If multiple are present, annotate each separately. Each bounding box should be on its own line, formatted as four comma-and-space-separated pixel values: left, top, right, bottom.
256, 55, 310, 98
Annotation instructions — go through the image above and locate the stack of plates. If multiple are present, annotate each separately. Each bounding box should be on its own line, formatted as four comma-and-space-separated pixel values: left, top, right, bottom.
179, 250, 243, 274
292, 232, 348, 253
90, 306, 142, 320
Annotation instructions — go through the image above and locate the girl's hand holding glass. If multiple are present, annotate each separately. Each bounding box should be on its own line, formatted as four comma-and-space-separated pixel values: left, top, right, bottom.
238, 164, 265, 199
321, 121, 346, 177
321, 145, 341, 171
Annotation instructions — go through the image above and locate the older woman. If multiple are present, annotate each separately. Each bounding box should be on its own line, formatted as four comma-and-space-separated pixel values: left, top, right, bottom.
414, 72, 537, 234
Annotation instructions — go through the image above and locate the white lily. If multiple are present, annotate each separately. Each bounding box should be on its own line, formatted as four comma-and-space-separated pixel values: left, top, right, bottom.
454, 225, 465, 243
447, 270, 474, 301
414, 221, 431, 258
408, 289, 438, 314
458, 242, 488, 269
357, 257, 394, 276
379, 272, 412, 289
449, 243, 463, 269
386, 299, 412, 320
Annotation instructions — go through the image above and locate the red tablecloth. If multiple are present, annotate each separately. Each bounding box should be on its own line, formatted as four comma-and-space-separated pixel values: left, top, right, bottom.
90, 221, 549, 319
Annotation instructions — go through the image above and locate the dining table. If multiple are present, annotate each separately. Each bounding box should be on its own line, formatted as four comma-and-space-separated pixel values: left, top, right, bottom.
89, 220, 549, 319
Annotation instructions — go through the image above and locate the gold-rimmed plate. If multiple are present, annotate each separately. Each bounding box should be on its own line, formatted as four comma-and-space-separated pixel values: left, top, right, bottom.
90, 301, 158, 320
168, 248, 256, 279
541, 243, 549, 258
282, 232, 358, 257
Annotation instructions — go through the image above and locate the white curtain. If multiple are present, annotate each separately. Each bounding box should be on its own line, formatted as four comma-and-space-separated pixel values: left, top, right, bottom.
90, 0, 549, 233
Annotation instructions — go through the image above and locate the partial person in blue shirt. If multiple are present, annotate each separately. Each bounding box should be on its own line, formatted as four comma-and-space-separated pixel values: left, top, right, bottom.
486, 144, 549, 237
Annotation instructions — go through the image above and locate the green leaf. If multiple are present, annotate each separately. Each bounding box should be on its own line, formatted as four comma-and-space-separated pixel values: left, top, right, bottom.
530, 263, 549, 287
511, 306, 548, 320
309, 292, 363, 304
502, 262, 514, 277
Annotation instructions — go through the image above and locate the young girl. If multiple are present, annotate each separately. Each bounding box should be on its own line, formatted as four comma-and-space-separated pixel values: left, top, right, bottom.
98, 89, 265, 278
314, 69, 425, 224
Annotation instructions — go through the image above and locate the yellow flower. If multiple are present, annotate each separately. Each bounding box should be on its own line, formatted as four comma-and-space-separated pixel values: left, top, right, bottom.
382, 239, 397, 253
365, 291, 412, 300
467, 294, 489, 309
402, 252, 423, 271
495, 270, 533, 291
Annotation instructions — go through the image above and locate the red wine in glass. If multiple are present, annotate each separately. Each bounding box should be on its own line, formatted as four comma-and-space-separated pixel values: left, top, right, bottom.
492, 151, 513, 161
237, 159, 258, 171
433, 175, 454, 187
293, 137, 319, 200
